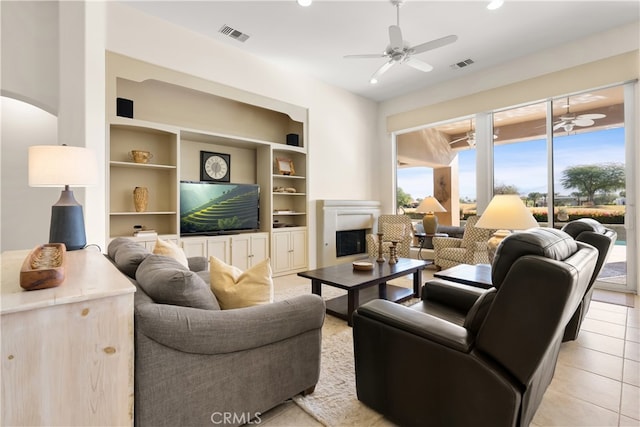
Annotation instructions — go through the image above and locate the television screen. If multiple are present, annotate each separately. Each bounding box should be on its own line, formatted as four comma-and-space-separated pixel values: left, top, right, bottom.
180, 181, 259, 235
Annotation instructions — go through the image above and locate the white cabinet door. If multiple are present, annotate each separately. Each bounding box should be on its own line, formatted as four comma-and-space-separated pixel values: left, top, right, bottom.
181, 238, 208, 258
289, 229, 307, 271
231, 234, 251, 270
272, 232, 292, 273
207, 236, 231, 264
250, 233, 269, 265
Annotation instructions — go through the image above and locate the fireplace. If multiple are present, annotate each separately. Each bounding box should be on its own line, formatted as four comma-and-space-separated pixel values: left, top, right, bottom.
336, 229, 367, 258
317, 200, 381, 267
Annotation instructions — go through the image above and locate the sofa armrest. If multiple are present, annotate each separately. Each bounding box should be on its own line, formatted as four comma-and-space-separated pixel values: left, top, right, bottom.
135, 294, 325, 355
421, 279, 487, 312
355, 299, 472, 353
187, 256, 208, 272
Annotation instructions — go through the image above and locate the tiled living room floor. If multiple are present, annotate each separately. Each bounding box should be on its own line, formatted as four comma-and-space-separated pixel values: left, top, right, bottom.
257, 271, 640, 427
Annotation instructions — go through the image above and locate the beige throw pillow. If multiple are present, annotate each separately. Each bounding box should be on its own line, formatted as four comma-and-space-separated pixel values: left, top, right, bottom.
209, 256, 274, 309
153, 238, 189, 268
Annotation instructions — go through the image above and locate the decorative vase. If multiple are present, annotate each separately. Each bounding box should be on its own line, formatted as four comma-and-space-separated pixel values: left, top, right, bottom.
133, 187, 149, 212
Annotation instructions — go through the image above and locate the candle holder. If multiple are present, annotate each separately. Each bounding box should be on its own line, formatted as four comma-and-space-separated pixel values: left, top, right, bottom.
376, 232, 385, 263
388, 240, 399, 265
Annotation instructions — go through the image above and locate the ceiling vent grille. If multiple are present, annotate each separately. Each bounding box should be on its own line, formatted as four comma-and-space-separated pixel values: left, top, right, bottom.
450, 58, 474, 70
219, 25, 250, 43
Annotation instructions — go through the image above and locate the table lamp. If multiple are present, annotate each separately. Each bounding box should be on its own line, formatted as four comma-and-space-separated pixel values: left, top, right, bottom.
416, 196, 447, 235
475, 194, 539, 262
28, 145, 98, 251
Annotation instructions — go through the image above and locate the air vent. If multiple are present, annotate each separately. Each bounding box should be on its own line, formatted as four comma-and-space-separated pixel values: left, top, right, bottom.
219, 25, 250, 43
450, 58, 475, 70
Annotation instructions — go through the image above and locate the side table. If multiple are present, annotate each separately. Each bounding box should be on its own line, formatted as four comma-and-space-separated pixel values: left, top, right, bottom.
1, 249, 136, 426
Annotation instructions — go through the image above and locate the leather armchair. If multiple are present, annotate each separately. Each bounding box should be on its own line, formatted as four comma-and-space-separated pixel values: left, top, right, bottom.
366, 214, 413, 258
353, 228, 598, 427
561, 218, 617, 341
432, 215, 495, 269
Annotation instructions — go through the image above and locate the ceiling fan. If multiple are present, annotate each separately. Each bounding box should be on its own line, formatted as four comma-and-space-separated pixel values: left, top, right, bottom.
449, 119, 498, 147
344, 0, 458, 84
554, 97, 606, 132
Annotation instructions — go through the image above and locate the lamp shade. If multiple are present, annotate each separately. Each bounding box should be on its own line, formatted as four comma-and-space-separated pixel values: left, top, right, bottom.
475, 195, 539, 230
416, 196, 446, 214
29, 145, 98, 187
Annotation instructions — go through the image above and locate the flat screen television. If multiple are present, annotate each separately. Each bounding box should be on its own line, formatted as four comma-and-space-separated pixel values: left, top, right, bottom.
180, 181, 259, 236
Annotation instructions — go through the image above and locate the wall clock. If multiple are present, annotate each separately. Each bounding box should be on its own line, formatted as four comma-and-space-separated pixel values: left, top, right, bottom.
200, 151, 231, 182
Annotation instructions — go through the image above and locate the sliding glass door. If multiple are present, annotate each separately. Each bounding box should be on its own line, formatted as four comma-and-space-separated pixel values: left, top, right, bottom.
551, 86, 628, 289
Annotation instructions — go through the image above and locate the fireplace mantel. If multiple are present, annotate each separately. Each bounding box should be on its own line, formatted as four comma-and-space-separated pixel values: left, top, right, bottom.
317, 200, 381, 267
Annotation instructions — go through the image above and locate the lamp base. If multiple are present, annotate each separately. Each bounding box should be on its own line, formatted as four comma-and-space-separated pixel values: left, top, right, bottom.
49, 189, 87, 251
422, 213, 438, 235
487, 229, 511, 264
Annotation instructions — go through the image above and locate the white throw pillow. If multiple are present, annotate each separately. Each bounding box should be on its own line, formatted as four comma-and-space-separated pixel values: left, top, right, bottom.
153, 238, 189, 268
209, 256, 274, 309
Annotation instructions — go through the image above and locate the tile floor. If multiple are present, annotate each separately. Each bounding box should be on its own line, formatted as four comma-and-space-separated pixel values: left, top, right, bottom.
257, 272, 639, 427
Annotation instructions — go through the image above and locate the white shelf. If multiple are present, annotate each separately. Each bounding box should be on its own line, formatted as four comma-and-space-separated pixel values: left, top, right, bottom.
110, 161, 176, 170
273, 212, 306, 216
110, 211, 176, 216
272, 192, 306, 196
272, 174, 305, 180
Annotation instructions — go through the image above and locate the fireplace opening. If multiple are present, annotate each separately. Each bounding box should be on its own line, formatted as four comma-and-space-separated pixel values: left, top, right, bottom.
336, 229, 367, 258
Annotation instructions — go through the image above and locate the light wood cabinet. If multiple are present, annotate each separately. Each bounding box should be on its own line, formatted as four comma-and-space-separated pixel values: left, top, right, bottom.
1, 249, 135, 426
272, 228, 307, 275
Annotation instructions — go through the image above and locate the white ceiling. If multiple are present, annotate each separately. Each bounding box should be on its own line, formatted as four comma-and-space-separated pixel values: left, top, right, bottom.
123, 1, 639, 102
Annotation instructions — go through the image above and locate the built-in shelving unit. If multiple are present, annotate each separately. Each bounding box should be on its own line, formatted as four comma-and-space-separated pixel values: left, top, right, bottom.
106, 52, 309, 275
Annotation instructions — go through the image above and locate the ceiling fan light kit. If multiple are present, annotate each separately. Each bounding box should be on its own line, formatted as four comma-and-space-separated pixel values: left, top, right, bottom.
345, 0, 458, 85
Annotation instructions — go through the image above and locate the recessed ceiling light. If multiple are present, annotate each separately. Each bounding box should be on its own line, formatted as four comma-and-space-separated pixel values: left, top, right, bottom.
487, 0, 504, 10
297, 0, 312, 6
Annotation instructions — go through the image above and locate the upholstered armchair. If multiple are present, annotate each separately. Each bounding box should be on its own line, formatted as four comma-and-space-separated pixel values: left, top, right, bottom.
561, 218, 617, 341
432, 215, 495, 270
366, 214, 413, 258
353, 228, 598, 427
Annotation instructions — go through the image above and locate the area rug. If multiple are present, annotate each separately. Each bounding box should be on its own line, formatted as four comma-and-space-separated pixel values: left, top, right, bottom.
592, 288, 635, 307
292, 316, 394, 427
598, 261, 627, 279
274, 278, 415, 427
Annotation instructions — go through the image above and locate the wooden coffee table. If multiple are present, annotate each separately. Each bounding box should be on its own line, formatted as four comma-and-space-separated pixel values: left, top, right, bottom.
434, 263, 493, 289
298, 258, 430, 326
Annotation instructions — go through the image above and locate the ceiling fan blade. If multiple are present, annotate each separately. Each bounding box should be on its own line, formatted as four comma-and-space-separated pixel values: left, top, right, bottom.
370, 60, 395, 84
411, 34, 458, 55
449, 136, 468, 144
553, 121, 567, 131
573, 118, 595, 127
344, 53, 388, 59
389, 25, 403, 52
576, 113, 606, 120
405, 57, 433, 72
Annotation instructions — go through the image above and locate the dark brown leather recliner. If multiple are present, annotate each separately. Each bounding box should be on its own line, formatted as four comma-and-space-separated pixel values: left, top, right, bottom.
561, 218, 617, 341
352, 228, 598, 427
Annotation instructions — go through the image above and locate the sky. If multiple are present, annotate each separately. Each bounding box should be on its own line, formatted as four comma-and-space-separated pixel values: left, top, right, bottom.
397, 127, 625, 202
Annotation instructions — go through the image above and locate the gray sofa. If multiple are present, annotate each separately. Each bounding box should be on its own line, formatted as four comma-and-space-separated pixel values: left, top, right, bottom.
106, 238, 325, 426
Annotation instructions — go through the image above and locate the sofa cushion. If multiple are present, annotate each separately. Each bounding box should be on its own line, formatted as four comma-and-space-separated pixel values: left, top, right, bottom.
209, 256, 274, 309
109, 238, 150, 279
153, 238, 189, 268
136, 255, 220, 310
